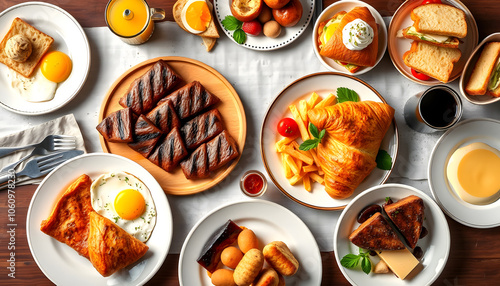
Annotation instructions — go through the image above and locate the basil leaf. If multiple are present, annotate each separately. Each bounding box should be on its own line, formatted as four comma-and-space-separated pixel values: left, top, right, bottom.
319, 129, 326, 140
299, 139, 319, 151
337, 87, 360, 103
233, 29, 247, 44
376, 149, 393, 170
361, 256, 372, 274
309, 122, 319, 139
221, 15, 242, 31
340, 254, 361, 269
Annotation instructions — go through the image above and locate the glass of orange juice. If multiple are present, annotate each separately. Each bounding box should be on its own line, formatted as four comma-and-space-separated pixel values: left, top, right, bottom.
105, 0, 165, 45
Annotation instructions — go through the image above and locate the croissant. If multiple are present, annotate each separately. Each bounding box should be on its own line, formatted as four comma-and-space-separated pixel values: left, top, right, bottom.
319, 6, 378, 67
308, 101, 394, 199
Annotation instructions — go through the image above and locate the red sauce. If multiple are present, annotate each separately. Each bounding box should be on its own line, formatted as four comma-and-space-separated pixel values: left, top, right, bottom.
243, 174, 264, 195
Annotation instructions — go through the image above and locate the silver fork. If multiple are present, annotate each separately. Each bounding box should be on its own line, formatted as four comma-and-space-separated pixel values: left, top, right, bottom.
0, 146, 48, 172
0, 135, 76, 157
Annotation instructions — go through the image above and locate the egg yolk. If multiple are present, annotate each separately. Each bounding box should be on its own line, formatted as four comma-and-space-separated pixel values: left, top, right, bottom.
40, 51, 72, 83
114, 189, 145, 220
185, 1, 211, 32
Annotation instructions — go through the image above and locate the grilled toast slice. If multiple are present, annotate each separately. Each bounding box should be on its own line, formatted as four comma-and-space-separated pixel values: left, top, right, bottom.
349, 212, 405, 251
411, 3, 467, 38
465, 42, 500, 96
384, 195, 424, 249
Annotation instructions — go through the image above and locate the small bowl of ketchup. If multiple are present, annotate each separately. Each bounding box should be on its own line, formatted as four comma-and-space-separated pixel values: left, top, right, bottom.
240, 170, 267, 197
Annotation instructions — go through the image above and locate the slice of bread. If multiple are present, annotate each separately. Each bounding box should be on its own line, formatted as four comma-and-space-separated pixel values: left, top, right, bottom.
402, 26, 460, 48
465, 42, 500, 95
403, 41, 461, 83
0, 17, 53, 77
411, 4, 467, 38
173, 0, 219, 39
384, 195, 424, 249
349, 212, 405, 251
201, 36, 216, 52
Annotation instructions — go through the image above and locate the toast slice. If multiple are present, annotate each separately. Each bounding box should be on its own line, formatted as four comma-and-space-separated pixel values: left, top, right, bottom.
384, 195, 424, 249
403, 41, 461, 83
402, 26, 460, 48
465, 42, 500, 96
173, 0, 219, 38
411, 3, 467, 38
349, 212, 405, 251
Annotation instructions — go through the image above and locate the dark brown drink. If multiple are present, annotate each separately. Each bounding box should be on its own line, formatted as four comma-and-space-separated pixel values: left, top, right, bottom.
419, 88, 458, 127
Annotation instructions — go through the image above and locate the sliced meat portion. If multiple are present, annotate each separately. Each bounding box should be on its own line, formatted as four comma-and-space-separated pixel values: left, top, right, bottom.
206, 130, 239, 172
349, 212, 405, 251
181, 109, 224, 150
159, 81, 220, 119
148, 127, 188, 172
180, 144, 209, 179
119, 60, 182, 115
384, 195, 425, 249
128, 115, 164, 158
146, 99, 181, 134
96, 108, 135, 143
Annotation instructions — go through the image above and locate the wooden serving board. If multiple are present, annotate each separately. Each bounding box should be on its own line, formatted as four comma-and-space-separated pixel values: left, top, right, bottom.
98, 56, 246, 195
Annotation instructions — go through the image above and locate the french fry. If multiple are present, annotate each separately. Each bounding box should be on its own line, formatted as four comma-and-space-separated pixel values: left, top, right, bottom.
275, 136, 298, 152
283, 146, 313, 165
307, 92, 321, 109
289, 104, 310, 141
303, 174, 312, 192
298, 100, 309, 123
309, 172, 324, 184
302, 165, 318, 173
308, 149, 324, 175
289, 172, 305, 186
315, 93, 337, 108
283, 153, 300, 175
281, 153, 293, 179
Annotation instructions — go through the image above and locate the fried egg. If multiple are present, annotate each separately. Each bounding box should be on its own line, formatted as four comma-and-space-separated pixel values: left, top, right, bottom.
9, 68, 56, 102
181, 0, 211, 34
40, 51, 72, 83
90, 171, 157, 242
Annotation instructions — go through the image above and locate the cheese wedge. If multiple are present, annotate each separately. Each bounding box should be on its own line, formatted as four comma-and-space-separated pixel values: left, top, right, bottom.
376, 249, 419, 279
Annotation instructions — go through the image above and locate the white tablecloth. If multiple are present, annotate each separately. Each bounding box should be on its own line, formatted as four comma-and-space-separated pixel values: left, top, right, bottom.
1, 20, 500, 253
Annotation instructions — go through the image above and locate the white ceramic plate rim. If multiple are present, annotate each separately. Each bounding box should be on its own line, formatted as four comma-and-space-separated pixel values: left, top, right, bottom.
311, 0, 388, 75
260, 72, 399, 210
334, 183, 450, 285
178, 199, 322, 286
26, 153, 172, 286
214, 0, 314, 51
0, 1, 90, 115
428, 118, 500, 228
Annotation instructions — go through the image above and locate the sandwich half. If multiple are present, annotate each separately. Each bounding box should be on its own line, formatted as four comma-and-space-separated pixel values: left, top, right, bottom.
411, 3, 467, 39
401, 26, 460, 48
465, 42, 500, 96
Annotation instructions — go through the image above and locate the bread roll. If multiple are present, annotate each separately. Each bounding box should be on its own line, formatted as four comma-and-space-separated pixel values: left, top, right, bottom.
262, 241, 299, 276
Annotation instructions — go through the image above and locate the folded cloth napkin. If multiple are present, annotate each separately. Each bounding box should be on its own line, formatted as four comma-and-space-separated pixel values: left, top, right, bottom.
0, 114, 86, 185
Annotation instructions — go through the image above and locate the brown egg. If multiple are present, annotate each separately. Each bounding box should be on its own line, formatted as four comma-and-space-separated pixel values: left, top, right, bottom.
258, 4, 273, 23
263, 21, 281, 38
221, 246, 244, 269
211, 269, 237, 286
238, 229, 259, 253
272, 0, 303, 27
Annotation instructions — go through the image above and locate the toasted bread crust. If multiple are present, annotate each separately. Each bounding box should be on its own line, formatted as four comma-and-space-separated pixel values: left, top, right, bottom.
465, 42, 500, 95
384, 195, 424, 249
411, 3, 467, 38
173, 0, 219, 38
349, 212, 405, 251
402, 27, 460, 48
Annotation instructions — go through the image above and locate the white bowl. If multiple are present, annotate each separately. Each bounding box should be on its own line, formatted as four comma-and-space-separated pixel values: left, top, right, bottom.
312, 0, 387, 75
459, 32, 500, 105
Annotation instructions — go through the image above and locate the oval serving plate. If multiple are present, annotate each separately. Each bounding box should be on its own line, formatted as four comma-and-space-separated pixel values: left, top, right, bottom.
312, 0, 388, 75
214, 0, 314, 51
98, 56, 246, 195
27, 153, 172, 286
0, 1, 90, 115
388, 0, 478, 85
178, 200, 322, 286
334, 184, 450, 285
260, 72, 399, 210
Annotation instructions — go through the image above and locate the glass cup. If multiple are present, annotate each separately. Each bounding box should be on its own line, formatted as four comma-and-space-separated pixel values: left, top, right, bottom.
105, 0, 165, 45
404, 85, 463, 133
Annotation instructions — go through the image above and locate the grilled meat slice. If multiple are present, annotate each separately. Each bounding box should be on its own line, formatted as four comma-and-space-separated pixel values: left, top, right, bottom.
180, 144, 209, 179
181, 109, 224, 150
349, 212, 405, 251
148, 127, 188, 172
206, 130, 239, 172
146, 99, 181, 134
96, 108, 135, 143
128, 115, 164, 158
119, 60, 182, 115
384, 195, 424, 249
159, 81, 220, 119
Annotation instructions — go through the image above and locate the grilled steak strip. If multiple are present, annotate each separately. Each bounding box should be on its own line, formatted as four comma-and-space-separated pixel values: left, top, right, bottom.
146, 99, 181, 134
128, 115, 164, 158
148, 127, 188, 172
119, 60, 182, 115
206, 130, 239, 172
181, 109, 224, 150
96, 108, 135, 143
180, 143, 209, 179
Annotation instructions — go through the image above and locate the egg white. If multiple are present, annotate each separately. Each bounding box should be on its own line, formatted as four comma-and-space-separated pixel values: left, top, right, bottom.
181, 0, 212, 34
9, 68, 56, 102
91, 171, 157, 242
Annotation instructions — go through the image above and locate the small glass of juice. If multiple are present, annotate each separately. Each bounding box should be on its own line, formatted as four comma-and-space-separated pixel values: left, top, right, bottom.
240, 170, 267, 197
105, 0, 165, 45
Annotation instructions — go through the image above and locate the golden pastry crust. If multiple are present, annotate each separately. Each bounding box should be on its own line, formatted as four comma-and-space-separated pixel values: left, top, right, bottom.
308, 101, 394, 199
88, 212, 149, 277
40, 174, 94, 259
319, 6, 378, 67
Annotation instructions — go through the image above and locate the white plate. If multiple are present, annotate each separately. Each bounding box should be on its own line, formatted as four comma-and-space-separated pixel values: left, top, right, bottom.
27, 153, 172, 286
260, 72, 399, 210
334, 184, 450, 285
428, 118, 500, 228
312, 0, 388, 75
178, 200, 322, 286
388, 0, 478, 85
0, 1, 90, 115
214, 0, 314, 51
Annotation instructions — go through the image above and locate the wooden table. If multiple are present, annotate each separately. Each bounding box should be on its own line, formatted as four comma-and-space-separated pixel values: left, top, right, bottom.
1, 0, 499, 285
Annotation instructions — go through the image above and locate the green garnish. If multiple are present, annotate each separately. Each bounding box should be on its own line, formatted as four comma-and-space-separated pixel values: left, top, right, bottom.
221, 15, 246, 44
299, 123, 325, 151
337, 87, 360, 103
385, 197, 391, 202
340, 248, 372, 274
233, 29, 247, 45
376, 150, 393, 170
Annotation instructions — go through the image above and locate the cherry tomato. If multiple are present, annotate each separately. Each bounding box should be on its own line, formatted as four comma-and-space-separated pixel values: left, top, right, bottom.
411, 68, 432, 81
277, 118, 299, 137
421, 0, 442, 5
